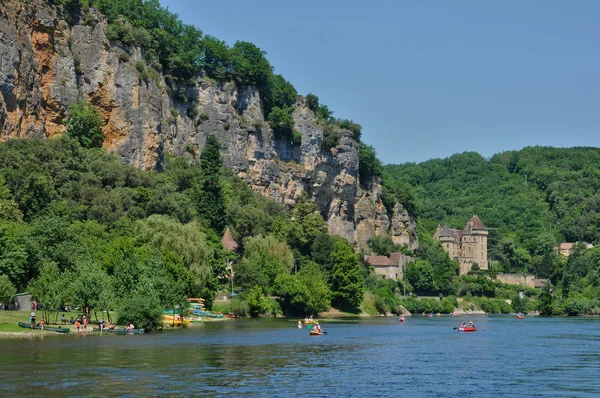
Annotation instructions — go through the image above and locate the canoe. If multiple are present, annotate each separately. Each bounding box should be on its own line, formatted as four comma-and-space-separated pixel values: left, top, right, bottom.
18, 322, 70, 333
309, 330, 322, 336
302, 320, 318, 324
192, 310, 224, 318
516, 315, 524, 319
162, 315, 190, 325
92, 327, 145, 334
457, 327, 477, 332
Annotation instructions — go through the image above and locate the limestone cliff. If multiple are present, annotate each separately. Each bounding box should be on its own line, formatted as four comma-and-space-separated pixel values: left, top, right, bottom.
0, 0, 417, 249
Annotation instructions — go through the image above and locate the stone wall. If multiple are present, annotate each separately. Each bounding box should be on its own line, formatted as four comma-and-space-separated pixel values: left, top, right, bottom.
497, 273, 536, 288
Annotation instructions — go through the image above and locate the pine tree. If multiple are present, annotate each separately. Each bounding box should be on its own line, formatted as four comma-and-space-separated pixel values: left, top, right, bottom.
193, 135, 226, 232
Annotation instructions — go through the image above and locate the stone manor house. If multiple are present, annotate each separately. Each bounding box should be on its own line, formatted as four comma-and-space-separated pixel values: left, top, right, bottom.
434, 215, 489, 275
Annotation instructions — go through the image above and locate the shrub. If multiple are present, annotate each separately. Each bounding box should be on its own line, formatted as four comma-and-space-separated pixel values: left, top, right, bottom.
321, 126, 340, 152
135, 61, 145, 74
246, 285, 269, 317
186, 106, 199, 119
339, 119, 362, 141
118, 52, 130, 62
117, 295, 163, 331
291, 131, 302, 146
252, 120, 264, 131
306, 93, 319, 112
358, 142, 383, 185
66, 100, 105, 148
229, 298, 250, 317
198, 113, 210, 123
268, 106, 294, 139
374, 294, 389, 315
317, 104, 333, 122
82, 12, 98, 27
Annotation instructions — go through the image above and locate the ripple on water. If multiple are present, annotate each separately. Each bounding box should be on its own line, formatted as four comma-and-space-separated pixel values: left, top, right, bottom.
1, 317, 600, 396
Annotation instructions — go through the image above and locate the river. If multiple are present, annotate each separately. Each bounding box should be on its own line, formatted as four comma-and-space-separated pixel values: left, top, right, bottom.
1, 315, 599, 397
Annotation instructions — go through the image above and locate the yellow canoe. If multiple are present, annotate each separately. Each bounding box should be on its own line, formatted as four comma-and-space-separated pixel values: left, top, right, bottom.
162, 315, 190, 326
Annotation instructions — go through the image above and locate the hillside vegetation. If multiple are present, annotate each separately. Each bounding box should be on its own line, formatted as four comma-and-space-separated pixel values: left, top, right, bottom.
386, 147, 600, 315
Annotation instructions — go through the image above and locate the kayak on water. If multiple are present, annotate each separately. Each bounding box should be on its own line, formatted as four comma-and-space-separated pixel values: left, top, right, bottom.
457, 327, 477, 332
309, 330, 322, 336
516, 315, 524, 319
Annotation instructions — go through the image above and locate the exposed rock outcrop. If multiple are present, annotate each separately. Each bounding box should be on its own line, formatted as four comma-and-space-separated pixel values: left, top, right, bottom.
0, 0, 418, 249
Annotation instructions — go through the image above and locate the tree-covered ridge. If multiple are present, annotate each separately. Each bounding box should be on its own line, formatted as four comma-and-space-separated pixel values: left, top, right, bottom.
385, 147, 600, 315
387, 147, 600, 249
495, 146, 600, 244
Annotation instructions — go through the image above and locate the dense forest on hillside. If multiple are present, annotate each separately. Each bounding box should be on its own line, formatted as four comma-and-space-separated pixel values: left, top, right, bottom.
0, 133, 378, 327
386, 147, 600, 315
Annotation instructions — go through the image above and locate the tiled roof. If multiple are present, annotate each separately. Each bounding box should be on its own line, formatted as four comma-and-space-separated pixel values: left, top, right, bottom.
439, 225, 453, 237
365, 256, 390, 266
221, 228, 239, 251
469, 215, 486, 230
559, 243, 574, 251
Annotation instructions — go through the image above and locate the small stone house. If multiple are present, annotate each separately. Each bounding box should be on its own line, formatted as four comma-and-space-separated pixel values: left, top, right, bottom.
364, 253, 415, 280
555, 242, 594, 257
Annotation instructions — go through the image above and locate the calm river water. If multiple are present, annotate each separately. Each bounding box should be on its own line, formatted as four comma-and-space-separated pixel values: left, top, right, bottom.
1, 315, 599, 397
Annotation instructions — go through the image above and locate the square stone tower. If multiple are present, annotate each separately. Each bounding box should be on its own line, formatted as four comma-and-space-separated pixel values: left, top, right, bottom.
434, 216, 488, 275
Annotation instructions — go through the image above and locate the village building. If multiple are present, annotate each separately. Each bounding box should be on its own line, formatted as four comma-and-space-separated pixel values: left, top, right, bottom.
434, 215, 489, 275
555, 242, 594, 257
364, 253, 415, 280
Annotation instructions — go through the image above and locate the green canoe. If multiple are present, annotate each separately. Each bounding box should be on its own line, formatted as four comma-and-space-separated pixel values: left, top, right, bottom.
18, 322, 70, 334
92, 327, 145, 334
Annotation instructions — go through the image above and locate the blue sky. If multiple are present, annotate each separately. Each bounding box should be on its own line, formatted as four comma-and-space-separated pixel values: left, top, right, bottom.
160, 0, 599, 165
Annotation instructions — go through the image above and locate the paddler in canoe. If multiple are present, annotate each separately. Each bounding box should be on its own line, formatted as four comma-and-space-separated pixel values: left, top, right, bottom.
313, 322, 323, 334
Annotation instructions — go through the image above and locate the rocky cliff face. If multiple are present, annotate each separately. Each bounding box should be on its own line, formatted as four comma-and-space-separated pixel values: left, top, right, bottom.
0, 0, 417, 250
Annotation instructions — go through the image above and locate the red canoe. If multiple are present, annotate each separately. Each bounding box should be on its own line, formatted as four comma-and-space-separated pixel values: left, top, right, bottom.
457, 327, 477, 332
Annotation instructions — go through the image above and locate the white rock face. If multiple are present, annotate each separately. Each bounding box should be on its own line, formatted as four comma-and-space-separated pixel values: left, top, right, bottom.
0, 0, 418, 249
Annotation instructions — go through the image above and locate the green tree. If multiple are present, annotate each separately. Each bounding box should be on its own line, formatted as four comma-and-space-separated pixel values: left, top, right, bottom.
265, 74, 297, 116
66, 101, 105, 148
28, 262, 63, 323
193, 135, 226, 232
268, 106, 295, 138
0, 275, 16, 309
230, 41, 273, 94
275, 262, 330, 315
358, 142, 383, 186
245, 285, 268, 317
0, 175, 22, 222
330, 240, 364, 310
134, 215, 215, 295
69, 261, 113, 319
536, 281, 554, 315
311, 232, 338, 273
306, 93, 319, 112
117, 294, 164, 331
368, 234, 395, 256
239, 235, 294, 294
